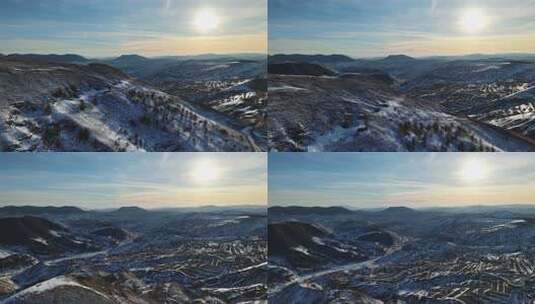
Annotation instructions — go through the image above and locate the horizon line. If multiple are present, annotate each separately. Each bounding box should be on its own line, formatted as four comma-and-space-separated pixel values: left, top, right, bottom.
1, 51, 267, 59
269, 203, 535, 210
0, 204, 268, 211
268, 51, 535, 60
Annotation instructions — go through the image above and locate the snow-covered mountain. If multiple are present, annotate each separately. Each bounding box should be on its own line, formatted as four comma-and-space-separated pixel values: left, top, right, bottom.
268, 205, 535, 304
268, 55, 535, 151
0, 207, 267, 303
0, 58, 263, 151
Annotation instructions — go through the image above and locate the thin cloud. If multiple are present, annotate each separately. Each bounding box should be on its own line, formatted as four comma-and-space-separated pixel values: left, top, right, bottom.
269, 154, 535, 208
0, 153, 267, 209
269, 0, 535, 56
0, 0, 266, 56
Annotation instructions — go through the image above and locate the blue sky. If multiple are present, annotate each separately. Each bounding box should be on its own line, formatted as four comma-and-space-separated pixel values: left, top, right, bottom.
0, 153, 267, 209
0, 0, 266, 57
269, 0, 535, 57
269, 153, 535, 208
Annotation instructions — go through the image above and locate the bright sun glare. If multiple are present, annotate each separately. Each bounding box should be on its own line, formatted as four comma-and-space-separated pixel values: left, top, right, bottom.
459, 8, 488, 33
191, 159, 220, 182
193, 9, 220, 32
459, 159, 489, 182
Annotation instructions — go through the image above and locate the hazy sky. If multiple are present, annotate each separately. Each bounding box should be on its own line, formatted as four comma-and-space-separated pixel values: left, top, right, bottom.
0, 0, 267, 57
269, 0, 535, 57
269, 153, 535, 208
0, 153, 267, 209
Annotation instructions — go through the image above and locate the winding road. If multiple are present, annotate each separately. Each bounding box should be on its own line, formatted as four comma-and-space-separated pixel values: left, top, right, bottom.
270, 232, 405, 295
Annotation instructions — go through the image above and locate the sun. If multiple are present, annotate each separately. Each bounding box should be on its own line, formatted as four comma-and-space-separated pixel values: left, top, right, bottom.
459, 8, 488, 33
191, 159, 220, 182
459, 158, 489, 182
193, 9, 220, 32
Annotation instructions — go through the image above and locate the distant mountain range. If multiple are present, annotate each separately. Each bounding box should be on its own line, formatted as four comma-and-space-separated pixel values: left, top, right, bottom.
4, 53, 90, 64
107, 54, 150, 65
269, 206, 352, 216
377, 54, 416, 63
269, 52, 535, 62
0, 206, 86, 215
2, 53, 267, 64
0, 52, 352, 63
269, 54, 355, 64
376, 206, 418, 217
269, 205, 535, 216
1, 204, 533, 220
0, 205, 267, 215
422, 204, 535, 214
112, 206, 148, 215
0, 205, 148, 215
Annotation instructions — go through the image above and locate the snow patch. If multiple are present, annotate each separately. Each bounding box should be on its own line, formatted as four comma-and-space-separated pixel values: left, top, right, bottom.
292, 246, 310, 256
268, 85, 309, 92
2, 276, 110, 303
205, 283, 264, 293
32, 238, 48, 245
311, 237, 325, 245
49, 230, 61, 238
0, 249, 13, 259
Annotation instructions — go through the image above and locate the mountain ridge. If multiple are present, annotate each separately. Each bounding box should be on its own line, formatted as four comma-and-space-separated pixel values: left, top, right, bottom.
269, 54, 355, 64
0, 206, 86, 215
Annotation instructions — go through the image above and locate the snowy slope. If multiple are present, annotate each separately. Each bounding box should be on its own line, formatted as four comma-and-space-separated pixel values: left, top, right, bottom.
470, 86, 535, 139
1, 276, 113, 304
267, 73, 526, 151
0, 59, 262, 151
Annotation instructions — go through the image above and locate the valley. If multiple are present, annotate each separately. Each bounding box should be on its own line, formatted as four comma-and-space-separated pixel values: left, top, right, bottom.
0, 206, 267, 304
268, 54, 535, 151
267, 206, 535, 303
0, 54, 266, 151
